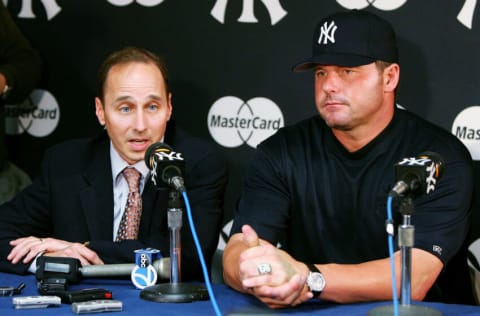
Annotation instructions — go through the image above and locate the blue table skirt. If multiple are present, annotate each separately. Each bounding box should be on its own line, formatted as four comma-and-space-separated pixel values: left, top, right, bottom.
1, 272, 480, 315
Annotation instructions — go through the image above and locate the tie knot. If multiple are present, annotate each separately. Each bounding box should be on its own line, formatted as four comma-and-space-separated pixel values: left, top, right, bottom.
123, 167, 141, 193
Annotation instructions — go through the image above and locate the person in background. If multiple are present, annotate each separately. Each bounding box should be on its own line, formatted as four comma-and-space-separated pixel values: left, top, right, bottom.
223, 10, 474, 308
0, 46, 228, 282
0, 2, 42, 204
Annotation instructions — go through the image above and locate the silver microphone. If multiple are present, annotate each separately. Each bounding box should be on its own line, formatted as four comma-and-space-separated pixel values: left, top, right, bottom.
80, 258, 171, 279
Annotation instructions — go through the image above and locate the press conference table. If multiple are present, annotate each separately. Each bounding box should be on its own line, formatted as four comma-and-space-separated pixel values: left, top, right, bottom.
1, 272, 480, 315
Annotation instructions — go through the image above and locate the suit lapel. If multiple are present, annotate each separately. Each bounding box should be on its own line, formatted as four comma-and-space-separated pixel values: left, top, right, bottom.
80, 137, 114, 240
76, 132, 172, 241
140, 179, 164, 237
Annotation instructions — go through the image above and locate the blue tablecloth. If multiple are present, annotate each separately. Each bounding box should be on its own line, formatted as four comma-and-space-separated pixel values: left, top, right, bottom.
1, 272, 480, 315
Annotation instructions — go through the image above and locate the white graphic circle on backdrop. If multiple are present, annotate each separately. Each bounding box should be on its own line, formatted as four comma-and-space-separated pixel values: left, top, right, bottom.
107, 0, 165, 7
19, 90, 60, 137
207, 96, 284, 148
451, 106, 480, 161
336, 0, 408, 11
5, 89, 60, 138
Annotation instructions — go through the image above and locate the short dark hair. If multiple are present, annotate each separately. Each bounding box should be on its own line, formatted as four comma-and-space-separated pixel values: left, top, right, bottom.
96, 46, 169, 102
375, 60, 394, 72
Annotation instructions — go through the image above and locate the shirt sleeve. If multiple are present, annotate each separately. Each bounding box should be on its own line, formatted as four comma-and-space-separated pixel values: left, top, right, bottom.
230, 140, 291, 245
406, 155, 473, 266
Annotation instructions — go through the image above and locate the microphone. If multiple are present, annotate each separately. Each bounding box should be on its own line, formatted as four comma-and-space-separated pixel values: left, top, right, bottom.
389, 151, 445, 197
36, 256, 170, 283
140, 144, 209, 303
144, 142, 186, 192
80, 258, 170, 279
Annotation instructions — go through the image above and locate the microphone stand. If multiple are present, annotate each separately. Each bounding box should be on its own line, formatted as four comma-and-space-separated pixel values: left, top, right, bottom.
369, 196, 442, 316
168, 189, 182, 284
140, 190, 208, 303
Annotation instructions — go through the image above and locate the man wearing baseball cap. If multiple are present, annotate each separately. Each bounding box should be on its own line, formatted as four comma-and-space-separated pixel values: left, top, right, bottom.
223, 10, 474, 307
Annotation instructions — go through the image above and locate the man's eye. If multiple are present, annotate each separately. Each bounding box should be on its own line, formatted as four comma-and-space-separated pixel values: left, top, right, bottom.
148, 104, 159, 111
119, 106, 131, 113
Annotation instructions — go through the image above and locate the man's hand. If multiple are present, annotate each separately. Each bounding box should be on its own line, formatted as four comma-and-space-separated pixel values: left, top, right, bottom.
237, 225, 312, 308
8, 236, 103, 267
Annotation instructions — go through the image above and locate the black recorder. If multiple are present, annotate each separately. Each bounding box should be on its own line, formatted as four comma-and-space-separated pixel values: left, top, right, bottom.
36, 256, 82, 284
36, 256, 79, 299
36, 256, 113, 304
61, 288, 113, 304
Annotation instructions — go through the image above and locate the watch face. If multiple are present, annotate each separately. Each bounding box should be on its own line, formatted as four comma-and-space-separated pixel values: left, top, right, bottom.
307, 272, 326, 292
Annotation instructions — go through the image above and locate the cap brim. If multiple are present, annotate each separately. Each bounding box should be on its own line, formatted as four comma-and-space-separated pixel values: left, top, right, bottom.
292, 54, 377, 72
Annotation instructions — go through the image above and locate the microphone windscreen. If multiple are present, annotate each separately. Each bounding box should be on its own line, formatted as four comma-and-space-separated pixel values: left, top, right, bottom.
145, 142, 173, 170
418, 151, 445, 179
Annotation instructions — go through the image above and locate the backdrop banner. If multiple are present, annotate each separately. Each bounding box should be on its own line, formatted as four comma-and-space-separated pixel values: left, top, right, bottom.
3, 0, 480, 243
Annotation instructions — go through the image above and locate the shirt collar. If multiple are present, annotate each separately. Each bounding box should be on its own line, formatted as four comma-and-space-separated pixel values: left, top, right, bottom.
110, 142, 150, 182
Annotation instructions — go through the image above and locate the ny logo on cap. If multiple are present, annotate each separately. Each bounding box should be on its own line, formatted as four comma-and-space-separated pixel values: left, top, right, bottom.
318, 21, 338, 45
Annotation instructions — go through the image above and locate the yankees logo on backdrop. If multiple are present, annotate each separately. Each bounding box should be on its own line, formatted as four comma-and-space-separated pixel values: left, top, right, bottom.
211, 0, 287, 25
2, 0, 61, 20
6, 0, 477, 30
457, 0, 478, 29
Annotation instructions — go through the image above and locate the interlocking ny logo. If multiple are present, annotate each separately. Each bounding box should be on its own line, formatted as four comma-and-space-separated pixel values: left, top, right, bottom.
458, 0, 477, 29
397, 157, 431, 166
318, 21, 337, 45
211, 0, 287, 25
425, 161, 438, 194
3, 0, 61, 20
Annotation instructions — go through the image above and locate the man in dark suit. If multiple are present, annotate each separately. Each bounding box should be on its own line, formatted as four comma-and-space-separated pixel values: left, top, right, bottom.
0, 47, 228, 281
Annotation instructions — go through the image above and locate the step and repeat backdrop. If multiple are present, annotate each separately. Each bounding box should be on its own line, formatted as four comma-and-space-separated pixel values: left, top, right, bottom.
3, 0, 480, 245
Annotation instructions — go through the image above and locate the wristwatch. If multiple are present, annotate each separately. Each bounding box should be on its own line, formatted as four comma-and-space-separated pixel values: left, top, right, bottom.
306, 263, 325, 298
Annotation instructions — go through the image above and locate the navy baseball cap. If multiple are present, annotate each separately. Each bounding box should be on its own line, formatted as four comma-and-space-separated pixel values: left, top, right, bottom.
293, 10, 398, 71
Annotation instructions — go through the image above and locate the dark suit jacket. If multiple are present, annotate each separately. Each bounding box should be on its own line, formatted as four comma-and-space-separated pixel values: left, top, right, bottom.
0, 123, 228, 281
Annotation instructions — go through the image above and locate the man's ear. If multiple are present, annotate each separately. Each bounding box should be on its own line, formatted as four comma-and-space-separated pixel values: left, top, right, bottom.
384, 63, 400, 93
166, 92, 173, 121
95, 97, 106, 126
